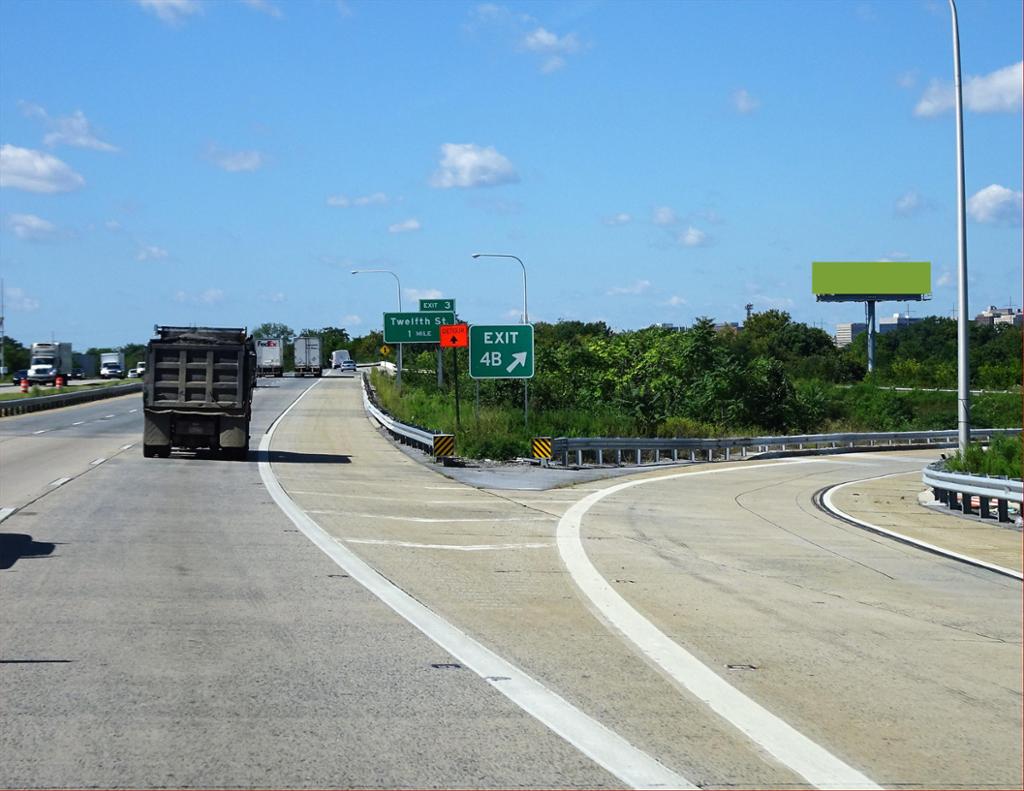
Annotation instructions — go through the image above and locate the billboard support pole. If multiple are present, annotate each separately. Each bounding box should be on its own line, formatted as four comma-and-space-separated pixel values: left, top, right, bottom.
865, 300, 876, 373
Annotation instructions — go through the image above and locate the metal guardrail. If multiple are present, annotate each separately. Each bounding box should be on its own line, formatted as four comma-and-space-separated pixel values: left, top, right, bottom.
922, 461, 1022, 522
0, 383, 143, 417
550, 428, 1021, 467
359, 371, 442, 455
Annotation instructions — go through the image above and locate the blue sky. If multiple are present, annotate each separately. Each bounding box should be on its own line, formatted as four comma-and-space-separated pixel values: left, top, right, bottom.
1, 0, 1021, 349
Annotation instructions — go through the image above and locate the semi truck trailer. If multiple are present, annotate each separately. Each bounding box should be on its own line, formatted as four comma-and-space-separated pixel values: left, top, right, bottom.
293, 336, 322, 377
255, 338, 284, 377
142, 326, 256, 460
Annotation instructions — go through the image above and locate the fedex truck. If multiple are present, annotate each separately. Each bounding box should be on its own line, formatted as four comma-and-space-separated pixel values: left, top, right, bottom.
255, 338, 284, 377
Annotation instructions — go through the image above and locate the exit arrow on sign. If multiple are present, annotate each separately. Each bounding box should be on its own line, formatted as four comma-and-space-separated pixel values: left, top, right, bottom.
506, 352, 528, 373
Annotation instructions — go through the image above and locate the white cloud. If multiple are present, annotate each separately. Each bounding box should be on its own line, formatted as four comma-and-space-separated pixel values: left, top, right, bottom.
915, 61, 1023, 117
602, 212, 632, 226
405, 288, 442, 301
733, 88, 760, 114
388, 218, 421, 233
241, 0, 283, 18
0, 144, 85, 193
327, 191, 389, 207
679, 226, 708, 247
5, 286, 40, 312
967, 184, 1023, 225
343, 314, 362, 325
431, 143, 519, 189
652, 206, 677, 226
606, 279, 650, 296
207, 146, 264, 172
6, 213, 59, 241
137, 245, 169, 261
136, 0, 202, 24
894, 190, 929, 217
20, 103, 118, 152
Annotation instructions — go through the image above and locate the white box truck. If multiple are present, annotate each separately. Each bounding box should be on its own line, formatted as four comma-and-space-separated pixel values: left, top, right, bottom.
28, 342, 74, 385
293, 336, 322, 378
100, 351, 126, 379
255, 338, 284, 377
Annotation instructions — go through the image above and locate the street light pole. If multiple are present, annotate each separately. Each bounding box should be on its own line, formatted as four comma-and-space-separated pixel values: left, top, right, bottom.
351, 269, 403, 391
949, 0, 970, 455
472, 253, 530, 427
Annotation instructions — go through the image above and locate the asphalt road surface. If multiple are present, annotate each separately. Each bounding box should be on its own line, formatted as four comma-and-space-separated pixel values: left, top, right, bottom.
2, 376, 1020, 789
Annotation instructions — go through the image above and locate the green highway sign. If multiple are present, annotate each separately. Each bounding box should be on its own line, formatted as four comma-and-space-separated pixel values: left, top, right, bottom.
383, 311, 456, 343
469, 324, 534, 379
419, 298, 455, 312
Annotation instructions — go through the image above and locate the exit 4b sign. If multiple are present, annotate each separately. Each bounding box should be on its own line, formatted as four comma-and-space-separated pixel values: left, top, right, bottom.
469, 324, 534, 379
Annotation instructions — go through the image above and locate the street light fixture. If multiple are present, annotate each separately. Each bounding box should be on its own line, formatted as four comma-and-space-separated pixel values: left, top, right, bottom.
351, 268, 403, 389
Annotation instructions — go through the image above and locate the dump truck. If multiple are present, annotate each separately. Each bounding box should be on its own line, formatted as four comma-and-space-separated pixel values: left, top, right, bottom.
142, 326, 256, 460
293, 336, 322, 377
255, 338, 284, 377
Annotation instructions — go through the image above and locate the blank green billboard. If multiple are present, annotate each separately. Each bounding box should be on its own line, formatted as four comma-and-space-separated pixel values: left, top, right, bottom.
812, 261, 931, 295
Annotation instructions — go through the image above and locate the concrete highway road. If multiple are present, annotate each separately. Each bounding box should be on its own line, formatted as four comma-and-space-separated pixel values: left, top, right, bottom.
2, 375, 1020, 789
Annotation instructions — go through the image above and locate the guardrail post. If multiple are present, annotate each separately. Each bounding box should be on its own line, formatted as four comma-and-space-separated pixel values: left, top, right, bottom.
997, 499, 1009, 522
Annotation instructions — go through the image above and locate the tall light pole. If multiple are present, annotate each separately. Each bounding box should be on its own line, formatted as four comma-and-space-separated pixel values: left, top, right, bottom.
472, 253, 530, 426
352, 269, 403, 390
949, 0, 970, 455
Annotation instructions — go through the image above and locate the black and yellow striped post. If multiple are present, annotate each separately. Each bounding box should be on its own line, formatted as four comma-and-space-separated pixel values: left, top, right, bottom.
433, 434, 455, 459
531, 436, 553, 460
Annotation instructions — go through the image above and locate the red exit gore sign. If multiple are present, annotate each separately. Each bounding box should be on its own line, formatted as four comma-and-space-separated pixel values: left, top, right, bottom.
439, 324, 468, 348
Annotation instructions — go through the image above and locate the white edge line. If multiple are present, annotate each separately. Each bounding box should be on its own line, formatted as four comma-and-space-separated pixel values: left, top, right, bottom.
0, 507, 16, 524
259, 379, 694, 790
822, 474, 1023, 581
557, 460, 882, 791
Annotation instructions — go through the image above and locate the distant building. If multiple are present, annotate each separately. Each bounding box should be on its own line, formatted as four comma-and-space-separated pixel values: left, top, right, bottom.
878, 312, 922, 334
975, 305, 1022, 327
835, 322, 866, 347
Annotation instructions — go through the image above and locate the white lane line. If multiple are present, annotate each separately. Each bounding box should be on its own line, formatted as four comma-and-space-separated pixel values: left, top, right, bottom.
558, 460, 881, 791
260, 379, 693, 790
343, 538, 553, 552
120, 443, 134, 450
32, 429, 48, 435
72, 421, 85, 426
90, 458, 107, 466
49, 477, 72, 488
0, 507, 16, 524
823, 473, 1023, 581
307, 510, 553, 523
